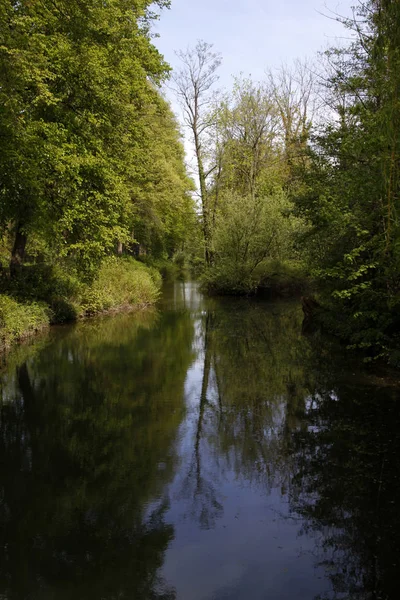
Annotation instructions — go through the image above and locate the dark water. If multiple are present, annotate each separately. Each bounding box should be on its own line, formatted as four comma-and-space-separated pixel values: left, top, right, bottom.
0, 282, 399, 600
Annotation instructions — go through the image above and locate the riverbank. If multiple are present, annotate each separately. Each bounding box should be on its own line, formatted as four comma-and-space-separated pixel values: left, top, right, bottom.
202, 259, 311, 297
0, 257, 161, 352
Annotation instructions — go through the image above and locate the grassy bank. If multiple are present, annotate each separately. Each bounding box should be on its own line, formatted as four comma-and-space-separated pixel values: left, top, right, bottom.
0, 257, 161, 351
0, 296, 50, 350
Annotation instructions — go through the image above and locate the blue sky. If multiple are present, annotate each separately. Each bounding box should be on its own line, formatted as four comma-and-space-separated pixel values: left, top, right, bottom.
152, 0, 353, 169
153, 0, 353, 87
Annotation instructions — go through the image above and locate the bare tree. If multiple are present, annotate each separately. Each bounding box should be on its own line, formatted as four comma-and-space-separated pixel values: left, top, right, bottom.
171, 41, 221, 265
267, 60, 317, 170
214, 77, 280, 197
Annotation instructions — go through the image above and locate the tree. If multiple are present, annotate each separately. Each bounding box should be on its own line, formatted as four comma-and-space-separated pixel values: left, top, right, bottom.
131, 94, 195, 258
172, 40, 222, 266
0, 0, 174, 277
205, 190, 303, 294
211, 77, 281, 198
292, 0, 400, 359
266, 60, 316, 186
196, 75, 307, 294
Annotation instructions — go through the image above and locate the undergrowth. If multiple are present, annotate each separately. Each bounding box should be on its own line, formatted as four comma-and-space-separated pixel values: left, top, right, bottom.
203, 259, 310, 296
0, 296, 50, 349
0, 257, 161, 350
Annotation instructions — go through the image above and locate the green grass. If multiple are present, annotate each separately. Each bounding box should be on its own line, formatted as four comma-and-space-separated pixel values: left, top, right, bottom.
0, 257, 162, 350
0, 295, 50, 349
79, 257, 161, 316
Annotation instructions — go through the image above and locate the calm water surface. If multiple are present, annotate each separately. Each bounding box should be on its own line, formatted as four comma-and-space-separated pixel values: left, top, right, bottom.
0, 282, 399, 600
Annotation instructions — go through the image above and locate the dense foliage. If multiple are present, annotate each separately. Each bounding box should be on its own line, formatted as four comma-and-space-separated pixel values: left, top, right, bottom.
293, 0, 400, 360
1, 0, 400, 361
0, 0, 194, 276
0, 0, 196, 346
174, 1, 400, 360
0, 258, 160, 348
173, 52, 311, 294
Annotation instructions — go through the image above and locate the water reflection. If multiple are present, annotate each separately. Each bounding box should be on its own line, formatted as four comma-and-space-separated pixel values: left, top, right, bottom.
289, 376, 400, 600
0, 282, 399, 599
0, 308, 195, 599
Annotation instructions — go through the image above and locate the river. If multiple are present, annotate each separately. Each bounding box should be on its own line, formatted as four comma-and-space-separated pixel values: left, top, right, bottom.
0, 281, 399, 600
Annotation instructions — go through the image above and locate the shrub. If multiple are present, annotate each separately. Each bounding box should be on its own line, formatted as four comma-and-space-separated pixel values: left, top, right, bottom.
0, 258, 161, 351
258, 260, 310, 296
202, 263, 258, 295
0, 295, 50, 349
0, 263, 82, 323
142, 256, 183, 280
79, 257, 161, 316
204, 191, 306, 295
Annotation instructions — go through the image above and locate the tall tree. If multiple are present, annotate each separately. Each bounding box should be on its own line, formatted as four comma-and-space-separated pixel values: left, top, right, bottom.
172, 40, 221, 266
132, 93, 195, 258
212, 77, 280, 197
293, 0, 400, 359
0, 0, 173, 276
267, 60, 316, 186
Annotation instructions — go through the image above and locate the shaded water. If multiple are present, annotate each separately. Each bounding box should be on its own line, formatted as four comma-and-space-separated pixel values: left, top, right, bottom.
0, 281, 399, 600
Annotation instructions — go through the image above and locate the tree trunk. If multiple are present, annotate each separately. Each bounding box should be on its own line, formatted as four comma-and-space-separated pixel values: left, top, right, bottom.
10, 222, 27, 277
194, 130, 213, 266
117, 241, 123, 255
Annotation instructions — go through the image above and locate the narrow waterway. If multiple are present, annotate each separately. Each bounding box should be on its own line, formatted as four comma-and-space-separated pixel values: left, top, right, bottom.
0, 281, 399, 600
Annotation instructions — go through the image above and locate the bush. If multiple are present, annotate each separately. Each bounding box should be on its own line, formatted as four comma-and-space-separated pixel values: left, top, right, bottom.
0, 263, 82, 323
187, 255, 205, 278
79, 257, 161, 316
0, 258, 161, 351
204, 191, 306, 295
202, 263, 258, 295
172, 250, 186, 269
141, 256, 186, 281
258, 260, 310, 296
0, 295, 50, 349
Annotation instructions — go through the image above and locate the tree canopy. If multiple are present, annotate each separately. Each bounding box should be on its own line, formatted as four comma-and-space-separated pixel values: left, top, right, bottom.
0, 0, 194, 276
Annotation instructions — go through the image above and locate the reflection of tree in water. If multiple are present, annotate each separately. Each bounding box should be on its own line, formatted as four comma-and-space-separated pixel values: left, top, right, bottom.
179, 311, 223, 530
180, 301, 310, 527
0, 309, 196, 599
182, 296, 400, 600
287, 349, 400, 600
3, 286, 399, 600
210, 301, 310, 491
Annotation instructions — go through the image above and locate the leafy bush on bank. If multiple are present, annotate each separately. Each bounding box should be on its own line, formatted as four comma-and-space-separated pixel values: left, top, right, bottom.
258, 260, 310, 296
202, 192, 308, 296
79, 257, 161, 316
0, 258, 161, 350
203, 259, 310, 296
0, 296, 50, 349
141, 254, 189, 281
